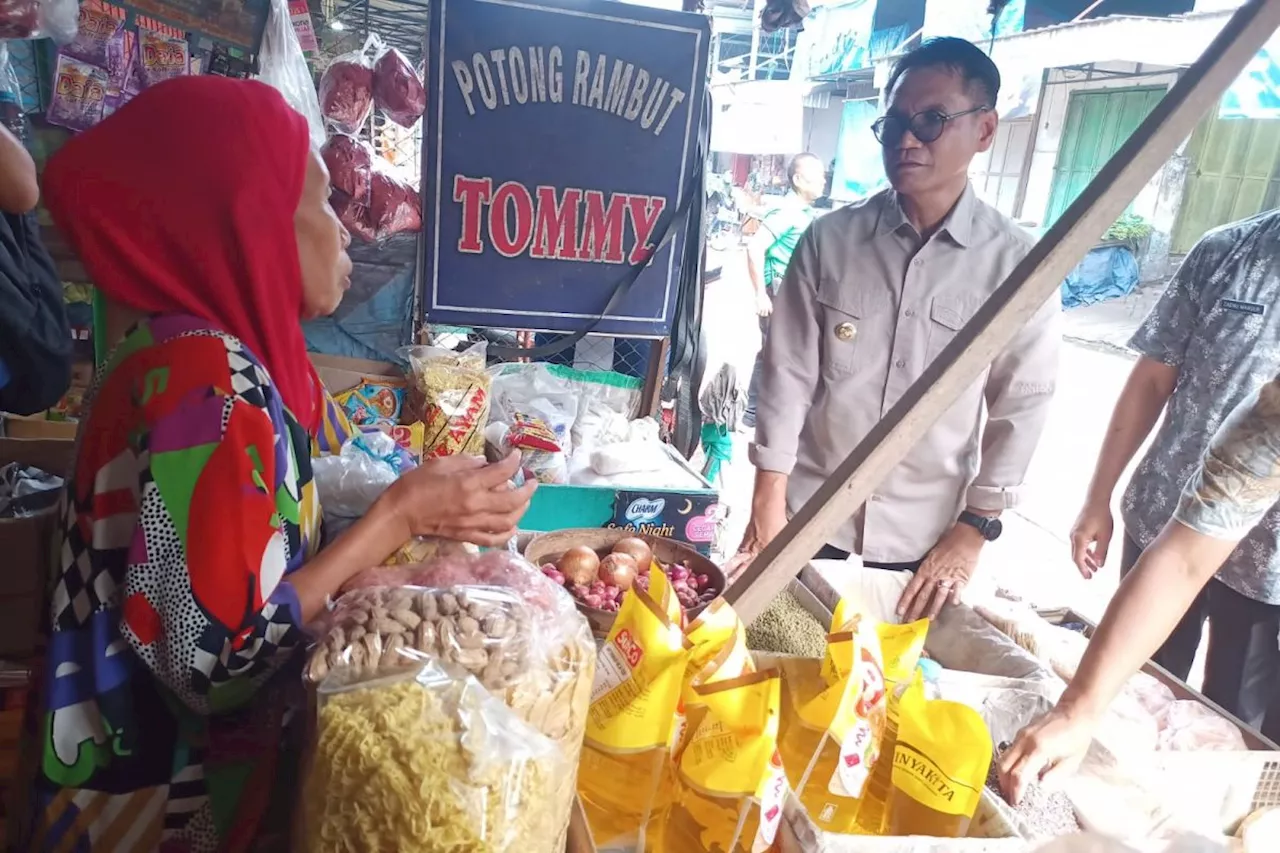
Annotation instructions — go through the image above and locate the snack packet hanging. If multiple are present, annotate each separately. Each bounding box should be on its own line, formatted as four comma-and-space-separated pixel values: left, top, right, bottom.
62, 6, 123, 67
321, 133, 372, 203
663, 671, 788, 853
886, 677, 993, 837
136, 29, 189, 88
401, 342, 491, 458
46, 55, 108, 132
372, 45, 425, 127
578, 584, 690, 850
777, 620, 887, 835
318, 36, 376, 133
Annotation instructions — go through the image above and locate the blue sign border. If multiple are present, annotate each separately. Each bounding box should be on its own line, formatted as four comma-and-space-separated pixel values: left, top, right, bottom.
421, 0, 709, 337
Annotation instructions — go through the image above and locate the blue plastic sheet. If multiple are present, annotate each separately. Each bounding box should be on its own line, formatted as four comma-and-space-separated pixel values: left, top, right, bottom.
1060, 245, 1139, 309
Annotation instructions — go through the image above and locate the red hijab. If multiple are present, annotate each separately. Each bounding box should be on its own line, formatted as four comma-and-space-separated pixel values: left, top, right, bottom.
43, 75, 323, 434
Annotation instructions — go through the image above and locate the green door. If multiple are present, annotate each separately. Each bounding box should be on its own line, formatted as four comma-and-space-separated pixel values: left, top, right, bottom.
1044, 86, 1167, 225
1171, 115, 1280, 254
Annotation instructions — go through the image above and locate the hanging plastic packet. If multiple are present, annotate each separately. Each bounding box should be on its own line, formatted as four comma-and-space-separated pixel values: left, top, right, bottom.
777, 619, 887, 835
62, 6, 123, 68
502, 411, 568, 484
401, 342, 491, 458
886, 677, 994, 838
372, 45, 425, 127
321, 134, 372, 204
46, 55, 109, 132
369, 170, 422, 238
578, 584, 690, 850
258, 0, 325, 148
318, 34, 378, 133
663, 671, 788, 853
137, 29, 189, 88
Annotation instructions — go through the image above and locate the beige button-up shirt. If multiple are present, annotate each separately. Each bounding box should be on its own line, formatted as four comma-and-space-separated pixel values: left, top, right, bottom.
749, 185, 1060, 563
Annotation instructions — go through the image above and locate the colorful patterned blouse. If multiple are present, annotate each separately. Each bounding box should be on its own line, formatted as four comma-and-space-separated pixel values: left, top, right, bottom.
15, 315, 323, 852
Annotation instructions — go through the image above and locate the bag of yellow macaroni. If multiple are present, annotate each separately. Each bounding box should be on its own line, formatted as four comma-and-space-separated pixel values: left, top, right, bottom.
300, 660, 567, 852
885, 677, 993, 838
776, 620, 887, 834
662, 670, 788, 852
578, 583, 690, 850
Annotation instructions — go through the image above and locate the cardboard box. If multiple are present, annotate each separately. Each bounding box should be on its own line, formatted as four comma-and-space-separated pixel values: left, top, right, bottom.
0, 436, 73, 660
309, 353, 401, 396
2, 415, 77, 441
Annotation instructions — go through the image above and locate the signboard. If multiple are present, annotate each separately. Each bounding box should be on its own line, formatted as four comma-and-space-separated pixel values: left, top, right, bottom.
792, 0, 877, 78
831, 99, 888, 202
922, 0, 1024, 43
423, 0, 710, 337
123, 0, 268, 52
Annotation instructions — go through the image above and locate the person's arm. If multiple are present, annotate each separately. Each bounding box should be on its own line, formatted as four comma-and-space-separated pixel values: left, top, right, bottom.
123, 395, 532, 715
1070, 357, 1178, 576
999, 375, 1280, 803
1071, 240, 1216, 576
729, 226, 823, 576
0, 124, 38, 214
899, 295, 1061, 621
747, 220, 775, 316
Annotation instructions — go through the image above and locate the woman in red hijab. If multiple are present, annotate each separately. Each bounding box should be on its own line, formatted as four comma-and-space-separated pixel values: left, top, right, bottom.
14, 76, 533, 851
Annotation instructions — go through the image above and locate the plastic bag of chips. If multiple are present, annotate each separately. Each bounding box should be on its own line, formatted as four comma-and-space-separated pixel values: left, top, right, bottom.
46, 55, 108, 132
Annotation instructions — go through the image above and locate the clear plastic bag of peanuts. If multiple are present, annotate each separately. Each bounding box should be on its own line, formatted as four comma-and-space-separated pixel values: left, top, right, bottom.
305, 581, 596, 849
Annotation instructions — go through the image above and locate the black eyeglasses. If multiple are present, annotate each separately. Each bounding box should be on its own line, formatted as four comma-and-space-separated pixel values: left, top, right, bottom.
871, 106, 990, 146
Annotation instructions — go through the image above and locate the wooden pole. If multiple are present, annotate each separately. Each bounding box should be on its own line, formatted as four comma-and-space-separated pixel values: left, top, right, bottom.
724, 0, 1280, 622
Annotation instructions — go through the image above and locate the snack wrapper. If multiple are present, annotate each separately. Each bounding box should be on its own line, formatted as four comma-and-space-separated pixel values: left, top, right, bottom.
136, 29, 189, 88
62, 6, 123, 67
335, 375, 405, 427
401, 342, 491, 458
46, 55, 108, 132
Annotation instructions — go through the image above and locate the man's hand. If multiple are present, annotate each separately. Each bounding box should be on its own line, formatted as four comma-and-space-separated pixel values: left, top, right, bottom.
997, 699, 1099, 805
897, 522, 984, 621
756, 291, 773, 318
725, 502, 788, 583
1070, 500, 1114, 579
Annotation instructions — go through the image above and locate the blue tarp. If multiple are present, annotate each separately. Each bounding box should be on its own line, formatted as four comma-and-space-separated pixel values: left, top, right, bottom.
1221, 31, 1280, 119
1060, 245, 1139, 309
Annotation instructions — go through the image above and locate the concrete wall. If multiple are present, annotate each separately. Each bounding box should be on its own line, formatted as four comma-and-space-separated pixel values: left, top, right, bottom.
1019, 62, 1189, 280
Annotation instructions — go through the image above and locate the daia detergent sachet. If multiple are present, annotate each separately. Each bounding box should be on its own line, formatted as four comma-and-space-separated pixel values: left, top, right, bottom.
886, 676, 993, 838
663, 670, 788, 853
578, 576, 690, 850
776, 617, 887, 834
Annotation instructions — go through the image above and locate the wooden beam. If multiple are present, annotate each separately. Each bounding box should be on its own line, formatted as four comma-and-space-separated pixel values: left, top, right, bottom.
724, 0, 1280, 622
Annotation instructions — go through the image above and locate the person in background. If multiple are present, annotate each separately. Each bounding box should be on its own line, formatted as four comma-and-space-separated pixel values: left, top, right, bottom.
742, 152, 825, 430
13, 77, 534, 851
1000, 370, 1280, 800
0, 121, 70, 415
729, 37, 1060, 622
1068, 211, 1280, 731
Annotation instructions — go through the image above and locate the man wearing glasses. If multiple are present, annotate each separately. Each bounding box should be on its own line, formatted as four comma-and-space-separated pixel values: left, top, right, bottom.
729, 37, 1060, 622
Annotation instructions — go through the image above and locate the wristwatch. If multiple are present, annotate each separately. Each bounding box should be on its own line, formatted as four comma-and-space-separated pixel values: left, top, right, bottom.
958, 510, 1003, 542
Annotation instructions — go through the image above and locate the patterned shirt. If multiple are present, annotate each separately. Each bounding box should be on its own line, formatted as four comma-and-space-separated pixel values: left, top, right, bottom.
1123, 211, 1280, 604
760, 192, 817, 288
16, 315, 321, 851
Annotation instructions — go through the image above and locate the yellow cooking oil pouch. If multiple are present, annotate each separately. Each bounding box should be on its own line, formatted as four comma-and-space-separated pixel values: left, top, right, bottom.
663, 671, 788, 853
831, 596, 928, 687
672, 600, 754, 757
886, 678, 993, 838
777, 622, 886, 835
579, 584, 690, 850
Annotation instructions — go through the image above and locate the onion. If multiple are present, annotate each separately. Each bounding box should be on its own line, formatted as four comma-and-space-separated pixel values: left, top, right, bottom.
558, 545, 601, 586
612, 537, 653, 571
598, 552, 638, 591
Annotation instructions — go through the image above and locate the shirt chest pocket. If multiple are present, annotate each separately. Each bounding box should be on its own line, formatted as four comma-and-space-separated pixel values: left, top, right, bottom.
815, 278, 877, 377
926, 293, 982, 365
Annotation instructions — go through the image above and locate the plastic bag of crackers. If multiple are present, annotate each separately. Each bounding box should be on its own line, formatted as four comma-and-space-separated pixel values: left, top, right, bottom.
305, 553, 595, 850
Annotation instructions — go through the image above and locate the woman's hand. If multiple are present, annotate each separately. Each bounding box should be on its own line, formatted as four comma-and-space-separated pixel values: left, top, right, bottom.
997, 700, 1099, 805
382, 451, 536, 548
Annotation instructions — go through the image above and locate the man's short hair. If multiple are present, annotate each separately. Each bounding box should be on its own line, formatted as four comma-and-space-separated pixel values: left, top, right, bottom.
788, 153, 821, 188
886, 37, 1001, 109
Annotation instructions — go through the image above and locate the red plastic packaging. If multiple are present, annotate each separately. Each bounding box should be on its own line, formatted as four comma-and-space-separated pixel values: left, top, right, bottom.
321, 134, 372, 203
330, 190, 376, 244
0, 0, 38, 39
372, 47, 425, 128
369, 171, 421, 238
318, 53, 373, 134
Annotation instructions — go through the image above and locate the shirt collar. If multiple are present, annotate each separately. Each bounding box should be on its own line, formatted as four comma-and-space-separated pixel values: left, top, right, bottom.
876, 183, 977, 248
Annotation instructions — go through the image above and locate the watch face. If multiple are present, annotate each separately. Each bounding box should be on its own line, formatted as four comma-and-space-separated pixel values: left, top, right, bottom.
986, 518, 1003, 541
